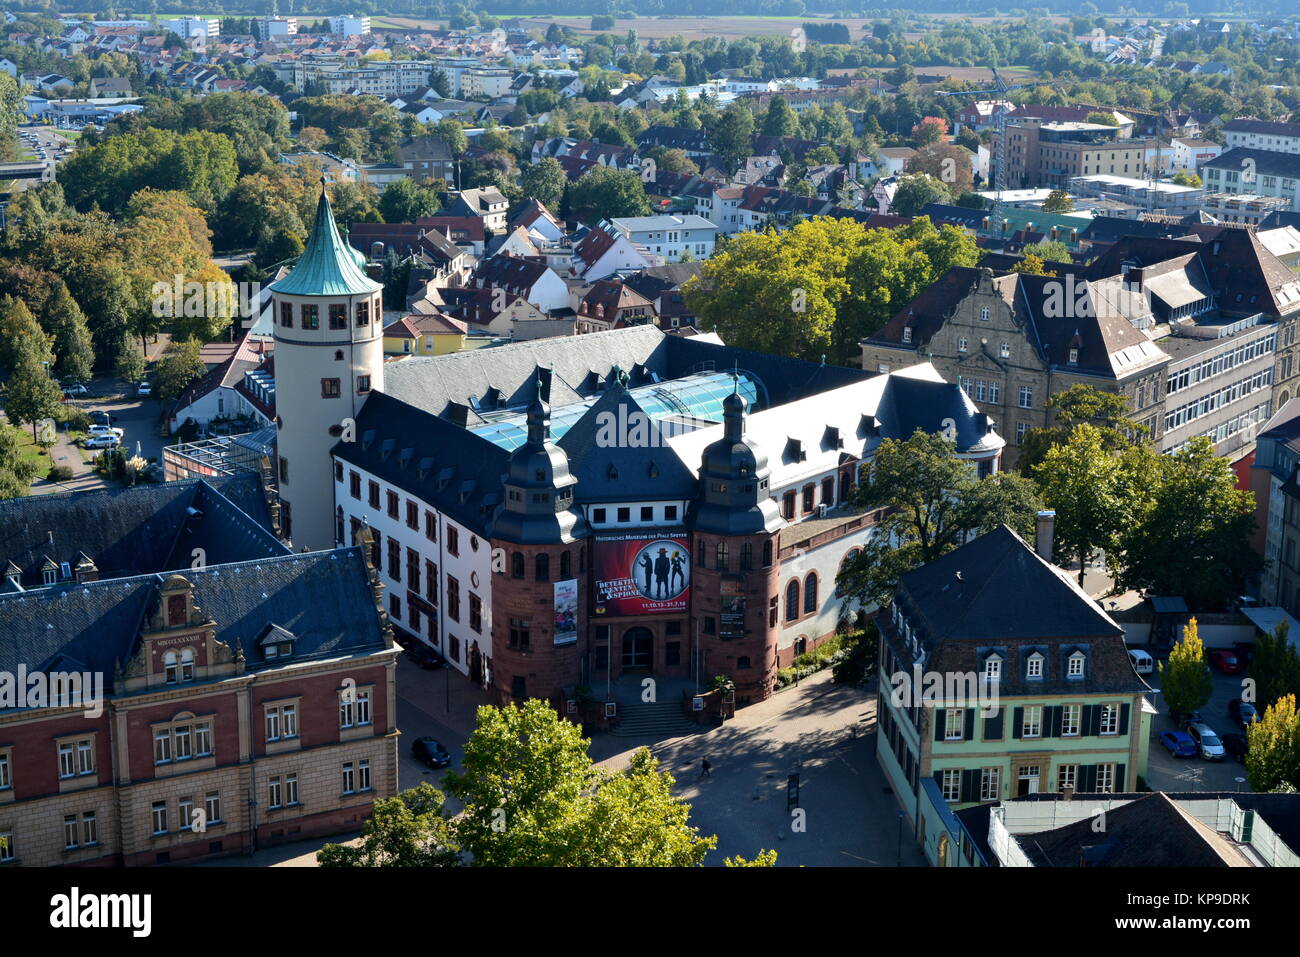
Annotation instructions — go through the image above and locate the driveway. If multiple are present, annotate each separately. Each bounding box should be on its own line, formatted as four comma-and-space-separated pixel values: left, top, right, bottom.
1142, 656, 1253, 793
590, 671, 927, 866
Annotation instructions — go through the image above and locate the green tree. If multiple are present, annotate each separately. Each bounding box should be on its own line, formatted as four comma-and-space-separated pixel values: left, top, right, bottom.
521, 157, 566, 210
566, 165, 651, 220
1160, 617, 1213, 718
1251, 620, 1300, 713
1115, 438, 1262, 608
114, 336, 147, 385
317, 783, 460, 867
1031, 423, 1129, 586
46, 283, 95, 385
0, 296, 53, 373
1018, 384, 1144, 471
151, 337, 205, 402
1246, 693, 1300, 793
0, 425, 39, 498
378, 177, 442, 224
710, 102, 755, 172
889, 173, 954, 217
838, 430, 1041, 607
444, 700, 716, 867
4, 351, 63, 441
761, 95, 799, 138
725, 849, 779, 866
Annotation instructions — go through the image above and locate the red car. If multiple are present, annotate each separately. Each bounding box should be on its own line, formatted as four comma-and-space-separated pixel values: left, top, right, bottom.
1208, 649, 1243, 674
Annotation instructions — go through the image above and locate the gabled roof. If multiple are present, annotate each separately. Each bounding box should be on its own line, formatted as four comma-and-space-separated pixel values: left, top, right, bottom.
268, 184, 382, 298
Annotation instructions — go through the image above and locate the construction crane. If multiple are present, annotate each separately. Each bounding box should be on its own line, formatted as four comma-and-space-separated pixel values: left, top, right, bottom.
936, 67, 1036, 223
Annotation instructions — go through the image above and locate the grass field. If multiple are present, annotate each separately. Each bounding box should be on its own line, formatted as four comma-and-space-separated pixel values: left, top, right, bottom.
13, 429, 52, 475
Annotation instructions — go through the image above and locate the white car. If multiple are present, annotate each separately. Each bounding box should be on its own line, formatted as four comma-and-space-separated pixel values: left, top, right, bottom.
82, 434, 119, 449
88, 425, 124, 439
136, 381, 152, 397
1186, 722, 1226, 761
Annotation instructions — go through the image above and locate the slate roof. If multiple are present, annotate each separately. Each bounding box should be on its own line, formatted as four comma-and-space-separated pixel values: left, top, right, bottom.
331, 390, 510, 532
0, 548, 385, 697
556, 385, 700, 503
887, 525, 1148, 697
1018, 792, 1247, 867
0, 477, 286, 588
1223, 118, 1300, 139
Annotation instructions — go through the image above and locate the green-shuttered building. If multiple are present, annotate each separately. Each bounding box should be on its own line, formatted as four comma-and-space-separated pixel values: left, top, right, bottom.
874, 520, 1156, 866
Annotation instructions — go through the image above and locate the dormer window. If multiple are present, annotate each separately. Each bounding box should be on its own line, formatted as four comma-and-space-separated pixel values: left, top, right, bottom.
1026, 652, 1044, 679
979, 307, 990, 321
901, 326, 912, 343
984, 654, 1002, 681
1068, 651, 1085, 678
1068, 348, 1079, 365
1000, 342, 1010, 358
42, 566, 57, 586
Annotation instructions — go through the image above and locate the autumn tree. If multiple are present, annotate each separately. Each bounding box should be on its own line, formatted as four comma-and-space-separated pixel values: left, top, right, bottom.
1160, 617, 1213, 719
4, 351, 64, 441
1246, 694, 1300, 793
151, 338, 206, 402
1251, 619, 1300, 713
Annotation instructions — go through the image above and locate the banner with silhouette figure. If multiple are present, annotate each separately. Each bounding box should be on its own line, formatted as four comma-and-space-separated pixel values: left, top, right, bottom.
593, 535, 691, 615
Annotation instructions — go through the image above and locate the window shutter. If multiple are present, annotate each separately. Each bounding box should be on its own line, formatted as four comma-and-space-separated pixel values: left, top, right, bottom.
1116, 763, 1127, 791
934, 709, 946, 742
1119, 703, 1130, 735
962, 768, 980, 803
1083, 704, 1098, 736
984, 710, 1004, 741
1050, 705, 1063, 738
1012, 706, 1023, 739
1080, 764, 1097, 793
964, 708, 976, 742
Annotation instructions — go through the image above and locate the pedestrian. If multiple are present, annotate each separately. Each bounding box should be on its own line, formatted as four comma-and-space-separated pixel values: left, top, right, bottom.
700, 757, 712, 779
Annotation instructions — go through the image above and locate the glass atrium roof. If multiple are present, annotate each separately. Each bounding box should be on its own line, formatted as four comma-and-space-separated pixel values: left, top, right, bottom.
469, 371, 761, 451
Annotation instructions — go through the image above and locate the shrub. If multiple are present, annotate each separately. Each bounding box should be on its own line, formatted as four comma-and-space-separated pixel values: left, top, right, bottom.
47, 465, 73, 481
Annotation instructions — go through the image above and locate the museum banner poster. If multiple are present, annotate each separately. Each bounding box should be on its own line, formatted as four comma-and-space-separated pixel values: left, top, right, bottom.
593, 534, 690, 615
554, 578, 578, 645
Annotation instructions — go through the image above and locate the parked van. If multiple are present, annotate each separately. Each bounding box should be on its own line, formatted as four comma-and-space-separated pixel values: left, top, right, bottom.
1128, 648, 1155, 675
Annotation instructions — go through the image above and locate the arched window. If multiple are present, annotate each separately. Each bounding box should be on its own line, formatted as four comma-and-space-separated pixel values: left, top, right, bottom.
560, 550, 571, 579
785, 580, 800, 622
762, 540, 773, 567
336, 506, 344, 545
740, 542, 753, 570
803, 572, 818, 614
535, 553, 550, 582
164, 651, 178, 684
511, 551, 525, 579
715, 541, 728, 571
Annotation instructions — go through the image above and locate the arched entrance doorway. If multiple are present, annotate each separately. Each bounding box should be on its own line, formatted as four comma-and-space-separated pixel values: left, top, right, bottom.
622, 626, 653, 670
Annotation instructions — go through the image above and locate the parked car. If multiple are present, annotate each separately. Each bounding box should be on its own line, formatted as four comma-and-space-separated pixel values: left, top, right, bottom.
142, 463, 164, 483
411, 736, 451, 769
88, 425, 124, 439
82, 434, 119, 449
136, 381, 152, 397
1208, 649, 1243, 674
1127, 648, 1155, 675
1159, 730, 1198, 758
1172, 709, 1203, 730
404, 641, 443, 670
1228, 699, 1260, 729
89, 410, 114, 425
1186, 722, 1226, 760
1234, 642, 1256, 667
1221, 732, 1249, 763
61, 382, 88, 396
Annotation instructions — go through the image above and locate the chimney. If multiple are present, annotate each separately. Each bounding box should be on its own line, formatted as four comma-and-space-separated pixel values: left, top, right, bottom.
1035, 509, 1056, 561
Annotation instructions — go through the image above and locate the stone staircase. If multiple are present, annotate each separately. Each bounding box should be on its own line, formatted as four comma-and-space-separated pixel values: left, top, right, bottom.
609, 698, 702, 738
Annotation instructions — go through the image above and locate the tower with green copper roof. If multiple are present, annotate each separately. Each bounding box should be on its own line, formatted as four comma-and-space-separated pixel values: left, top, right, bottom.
271, 180, 386, 551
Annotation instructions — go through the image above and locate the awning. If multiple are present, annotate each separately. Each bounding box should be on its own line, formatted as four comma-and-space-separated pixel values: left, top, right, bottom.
1241, 606, 1300, 643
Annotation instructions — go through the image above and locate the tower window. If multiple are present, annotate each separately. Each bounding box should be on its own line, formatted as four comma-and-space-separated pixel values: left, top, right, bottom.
301, 304, 319, 329
321, 378, 341, 398
356, 300, 370, 326
334, 349, 344, 361
279, 302, 294, 327
329, 304, 347, 330
357, 375, 371, 394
